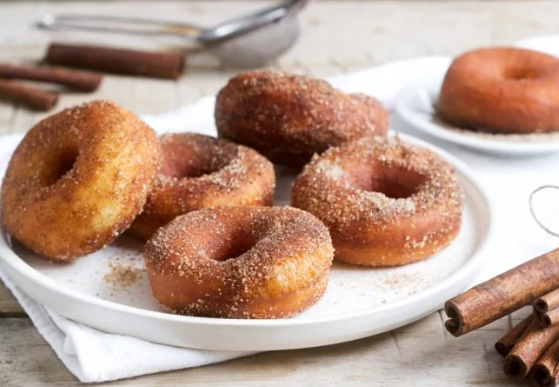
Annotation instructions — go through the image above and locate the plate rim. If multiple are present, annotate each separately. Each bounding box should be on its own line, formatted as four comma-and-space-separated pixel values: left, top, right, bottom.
394, 70, 559, 154
0, 133, 495, 333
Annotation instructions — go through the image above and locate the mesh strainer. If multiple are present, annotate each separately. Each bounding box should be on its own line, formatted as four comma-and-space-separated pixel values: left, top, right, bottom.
37, 0, 310, 67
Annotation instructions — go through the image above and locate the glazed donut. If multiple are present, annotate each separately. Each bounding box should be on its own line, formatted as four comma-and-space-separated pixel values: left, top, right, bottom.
128, 133, 275, 240
144, 206, 334, 319
437, 47, 559, 134
1, 100, 160, 261
215, 70, 389, 167
291, 136, 464, 267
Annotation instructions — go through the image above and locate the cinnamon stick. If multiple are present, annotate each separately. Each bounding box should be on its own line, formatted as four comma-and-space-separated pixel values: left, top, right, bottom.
504, 319, 559, 380
531, 337, 559, 387
540, 308, 559, 328
444, 248, 559, 336
532, 366, 559, 387
536, 289, 559, 314
0, 79, 58, 111
495, 315, 534, 357
0, 62, 101, 92
44, 43, 185, 80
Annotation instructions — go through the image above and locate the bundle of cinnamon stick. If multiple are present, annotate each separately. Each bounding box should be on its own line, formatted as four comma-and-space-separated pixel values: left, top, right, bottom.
0, 62, 102, 111
444, 248, 559, 386
0, 42, 185, 112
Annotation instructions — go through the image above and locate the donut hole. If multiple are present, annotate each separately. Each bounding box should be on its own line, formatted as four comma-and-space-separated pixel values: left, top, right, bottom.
505, 68, 538, 80
46, 148, 79, 186
212, 238, 255, 262
160, 140, 237, 179
363, 178, 418, 199
347, 162, 425, 199
206, 225, 257, 262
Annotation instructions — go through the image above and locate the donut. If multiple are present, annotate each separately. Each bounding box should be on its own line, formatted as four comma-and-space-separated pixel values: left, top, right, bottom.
437, 47, 559, 134
291, 136, 464, 267
144, 206, 334, 319
1, 100, 160, 261
128, 133, 275, 240
215, 70, 389, 167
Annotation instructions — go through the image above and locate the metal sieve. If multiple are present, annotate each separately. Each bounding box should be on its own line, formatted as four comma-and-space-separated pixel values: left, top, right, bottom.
37, 0, 311, 67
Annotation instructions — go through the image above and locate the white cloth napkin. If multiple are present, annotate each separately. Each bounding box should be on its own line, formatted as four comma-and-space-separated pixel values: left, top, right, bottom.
2, 34, 559, 383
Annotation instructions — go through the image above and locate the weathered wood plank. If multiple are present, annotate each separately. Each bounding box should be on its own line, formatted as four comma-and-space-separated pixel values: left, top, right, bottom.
0, 314, 513, 386
0, 283, 24, 317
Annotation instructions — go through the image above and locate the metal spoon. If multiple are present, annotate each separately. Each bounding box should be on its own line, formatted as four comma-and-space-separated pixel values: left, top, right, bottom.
37, 0, 311, 67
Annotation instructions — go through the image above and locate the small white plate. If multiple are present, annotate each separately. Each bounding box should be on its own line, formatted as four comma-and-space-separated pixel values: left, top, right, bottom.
515, 36, 559, 59
0, 133, 493, 351
395, 70, 559, 156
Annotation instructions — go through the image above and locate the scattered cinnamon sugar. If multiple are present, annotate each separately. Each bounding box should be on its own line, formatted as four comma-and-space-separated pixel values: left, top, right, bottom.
103, 262, 142, 287
432, 114, 559, 143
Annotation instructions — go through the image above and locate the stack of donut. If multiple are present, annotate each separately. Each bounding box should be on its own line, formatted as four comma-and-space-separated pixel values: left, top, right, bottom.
1, 69, 464, 320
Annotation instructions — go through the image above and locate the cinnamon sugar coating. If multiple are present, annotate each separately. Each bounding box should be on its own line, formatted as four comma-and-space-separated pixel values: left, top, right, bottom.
128, 133, 275, 240
144, 206, 334, 319
1, 100, 160, 261
291, 136, 464, 266
215, 70, 389, 167
437, 47, 559, 134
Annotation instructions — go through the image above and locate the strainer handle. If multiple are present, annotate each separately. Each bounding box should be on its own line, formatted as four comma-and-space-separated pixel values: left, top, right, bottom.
530, 185, 559, 237
37, 14, 204, 40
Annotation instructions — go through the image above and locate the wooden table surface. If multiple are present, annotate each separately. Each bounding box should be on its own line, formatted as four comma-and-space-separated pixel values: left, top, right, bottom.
0, 1, 556, 385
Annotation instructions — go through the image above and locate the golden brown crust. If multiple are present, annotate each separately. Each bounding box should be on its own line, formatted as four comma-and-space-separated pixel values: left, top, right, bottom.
128, 133, 275, 240
144, 206, 334, 319
215, 70, 389, 167
437, 47, 559, 134
291, 136, 464, 266
1, 100, 160, 261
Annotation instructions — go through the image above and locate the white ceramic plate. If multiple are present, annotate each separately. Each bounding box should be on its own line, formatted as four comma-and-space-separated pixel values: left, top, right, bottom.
515, 36, 559, 59
0, 133, 493, 351
395, 70, 559, 156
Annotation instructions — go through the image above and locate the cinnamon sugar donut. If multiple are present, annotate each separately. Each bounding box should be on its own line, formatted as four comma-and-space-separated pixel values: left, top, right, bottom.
215, 70, 389, 167
144, 206, 334, 319
128, 133, 275, 240
437, 47, 559, 134
291, 137, 464, 267
1, 100, 160, 261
